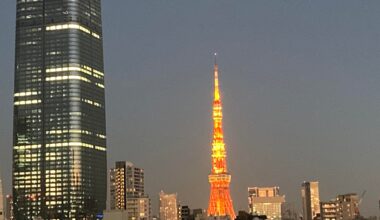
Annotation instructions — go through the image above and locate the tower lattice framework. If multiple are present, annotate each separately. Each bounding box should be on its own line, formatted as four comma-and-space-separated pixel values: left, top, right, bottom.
207, 55, 236, 219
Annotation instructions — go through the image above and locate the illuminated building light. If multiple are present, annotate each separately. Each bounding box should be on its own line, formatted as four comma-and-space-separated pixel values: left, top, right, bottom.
46, 192, 62, 196
92, 32, 100, 39
93, 74, 102, 79
95, 146, 106, 151
46, 156, 56, 161
14, 91, 39, 97
46, 64, 104, 80
46, 170, 61, 174
14, 144, 41, 150
46, 142, 106, 151
46, 66, 91, 75
14, 171, 40, 177
14, 99, 41, 105
93, 69, 104, 76
96, 134, 106, 139
45, 75, 91, 83
47, 129, 82, 134
96, 83, 105, 88
82, 98, 102, 107
17, 157, 40, 162
83, 65, 92, 71
46, 51, 62, 55
46, 23, 100, 39
46, 129, 105, 139
20, 41, 38, 46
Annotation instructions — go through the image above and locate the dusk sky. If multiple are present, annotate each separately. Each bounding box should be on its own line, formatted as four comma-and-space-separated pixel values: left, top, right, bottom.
2, 0, 380, 216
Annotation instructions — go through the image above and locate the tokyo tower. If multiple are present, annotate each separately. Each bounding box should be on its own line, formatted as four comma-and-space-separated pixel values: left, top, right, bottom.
207, 54, 236, 220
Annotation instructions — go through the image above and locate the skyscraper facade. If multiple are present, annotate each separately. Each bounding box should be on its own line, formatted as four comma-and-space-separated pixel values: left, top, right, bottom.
110, 161, 151, 220
12, 1, 107, 218
248, 187, 285, 220
159, 191, 178, 220
301, 181, 320, 220
207, 55, 235, 220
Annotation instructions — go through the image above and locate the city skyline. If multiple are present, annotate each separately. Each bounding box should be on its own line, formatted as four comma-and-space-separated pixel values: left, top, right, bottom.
1, 0, 380, 217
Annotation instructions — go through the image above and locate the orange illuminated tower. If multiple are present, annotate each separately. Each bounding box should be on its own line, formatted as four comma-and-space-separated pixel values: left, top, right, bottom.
207, 54, 236, 219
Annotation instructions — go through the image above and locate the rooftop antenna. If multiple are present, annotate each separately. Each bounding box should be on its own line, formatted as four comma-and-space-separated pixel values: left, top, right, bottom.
213, 52, 220, 101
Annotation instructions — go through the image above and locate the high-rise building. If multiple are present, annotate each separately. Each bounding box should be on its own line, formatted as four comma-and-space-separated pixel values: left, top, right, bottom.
110, 161, 151, 220
301, 181, 320, 220
110, 161, 132, 210
320, 201, 337, 220
0, 175, 4, 220
207, 54, 235, 219
12, 1, 107, 218
5, 195, 13, 220
248, 186, 285, 220
159, 191, 178, 220
335, 194, 359, 220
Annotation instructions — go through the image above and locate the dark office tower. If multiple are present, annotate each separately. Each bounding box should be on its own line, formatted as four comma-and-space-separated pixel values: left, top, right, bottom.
12, 1, 106, 219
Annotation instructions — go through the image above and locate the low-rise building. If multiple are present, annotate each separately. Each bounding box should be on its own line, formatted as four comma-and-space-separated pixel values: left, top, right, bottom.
336, 194, 359, 220
104, 210, 129, 220
159, 191, 178, 220
248, 187, 285, 220
320, 201, 337, 220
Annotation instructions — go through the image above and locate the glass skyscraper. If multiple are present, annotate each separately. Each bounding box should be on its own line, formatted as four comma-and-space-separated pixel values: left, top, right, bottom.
12, 0, 107, 219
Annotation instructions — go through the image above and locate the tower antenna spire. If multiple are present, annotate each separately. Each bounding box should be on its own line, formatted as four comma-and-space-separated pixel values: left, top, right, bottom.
213, 52, 220, 101
207, 54, 235, 219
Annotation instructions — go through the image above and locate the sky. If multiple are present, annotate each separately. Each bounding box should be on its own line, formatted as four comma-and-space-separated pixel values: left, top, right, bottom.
1, 0, 380, 217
